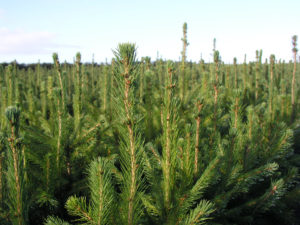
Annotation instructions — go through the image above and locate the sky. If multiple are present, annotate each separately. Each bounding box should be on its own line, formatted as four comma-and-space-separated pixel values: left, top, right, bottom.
0, 0, 299, 64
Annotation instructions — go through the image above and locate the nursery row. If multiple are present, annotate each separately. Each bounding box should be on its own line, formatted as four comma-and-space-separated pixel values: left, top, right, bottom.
0, 26, 299, 225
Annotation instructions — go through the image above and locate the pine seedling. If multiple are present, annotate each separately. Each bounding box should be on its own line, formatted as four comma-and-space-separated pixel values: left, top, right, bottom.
280, 79, 287, 120
275, 59, 281, 90
52, 54, 67, 171
36, 61, 41, 95
201, 66, 211, 104
141, 62, 180, 224
45, 157, 115, 225
182, 124, 193, 178
112, 43, 144, 225
80, 63, 86, 104
180, 22, 189, 101
178, 150, 222, 224
102, 64, 109, 113
4, 106, 28, 225
156, 58, 165, 102
73, 52, 82, 130
65, 157, 115, 225
194, 99, 203, 175
53, 53, 65, 112
232, 90, 241, 129
291, 35, 298, 122
161, 61, 178, 212
233, 57, 238, 89
242, 54, 247, 90
53, 88, 63, 171
213, 51, 220, 132
65, 62, 72, 104
27, 89, 34, 114
255, 50, 261, 101
139, 57, 145, 103
40, 81, 47, 119
269, 54, 275, 118
5, 65, 14, 106
47, 76, 55, 121
91, 54, 95, 92
141, 62, 217, 225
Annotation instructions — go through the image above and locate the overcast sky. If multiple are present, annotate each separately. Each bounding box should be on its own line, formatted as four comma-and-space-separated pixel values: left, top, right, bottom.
0, 0, 299, 63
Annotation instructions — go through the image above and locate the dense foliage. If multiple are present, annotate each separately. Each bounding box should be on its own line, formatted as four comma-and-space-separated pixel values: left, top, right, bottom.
0, 26, 299, 225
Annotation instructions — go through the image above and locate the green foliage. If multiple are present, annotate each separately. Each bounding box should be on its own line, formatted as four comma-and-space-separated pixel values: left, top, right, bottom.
112, 43, 145, 225
65, 157, 115, 225
45, 216, 71, 225
2, 106, 28, 225
182, 200, 215, 225
0, 27, 299, 225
